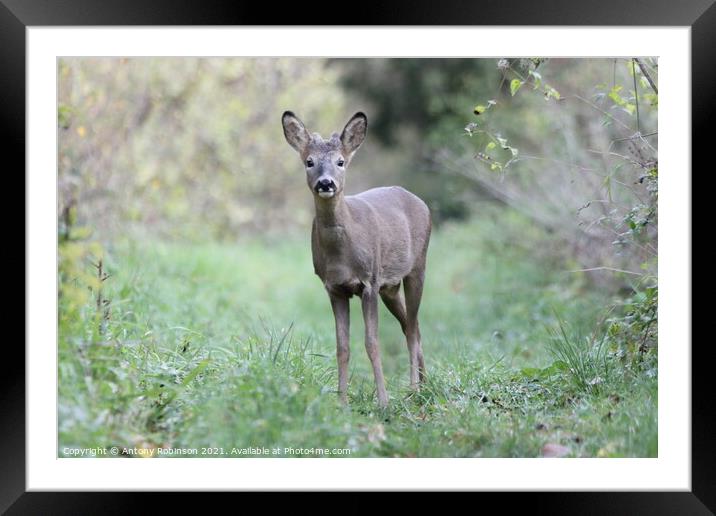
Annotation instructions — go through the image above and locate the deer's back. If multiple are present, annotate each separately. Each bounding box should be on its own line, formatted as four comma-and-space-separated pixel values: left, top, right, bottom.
347, 186, 431, 282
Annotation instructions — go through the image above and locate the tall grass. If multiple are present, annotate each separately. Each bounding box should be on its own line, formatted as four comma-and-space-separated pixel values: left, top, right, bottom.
546, 314, 611, 394
59, 207, 658, 457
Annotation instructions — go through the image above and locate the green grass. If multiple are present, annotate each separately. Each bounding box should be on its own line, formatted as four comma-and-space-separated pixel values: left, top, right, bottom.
58, 207, 657, 457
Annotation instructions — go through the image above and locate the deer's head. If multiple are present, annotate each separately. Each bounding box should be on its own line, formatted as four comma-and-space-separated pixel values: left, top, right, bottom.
282, 111, 367, 200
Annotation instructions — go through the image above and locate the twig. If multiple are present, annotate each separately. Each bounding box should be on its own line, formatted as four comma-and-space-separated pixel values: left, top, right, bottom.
511, 154, 597, 173
586, 149, 649, 169
572, 95, 632, 132
612, 132, 657, 142
634, 58, 658, 95
632, 59, 641, 134
566, 266, 643, 276
640, 316, 656, 351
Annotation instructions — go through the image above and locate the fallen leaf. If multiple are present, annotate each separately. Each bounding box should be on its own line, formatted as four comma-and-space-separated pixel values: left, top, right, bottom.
366, 423, 386, 444
596, 442, 619, 457
541, 443, 570, 458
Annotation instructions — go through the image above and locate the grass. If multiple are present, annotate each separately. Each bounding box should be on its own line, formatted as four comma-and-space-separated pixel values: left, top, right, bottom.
58, 206, 657, 457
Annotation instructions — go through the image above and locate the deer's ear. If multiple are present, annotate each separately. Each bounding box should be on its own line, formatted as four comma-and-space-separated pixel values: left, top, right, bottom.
282, 111, 311, 153
340, 112, 367, 156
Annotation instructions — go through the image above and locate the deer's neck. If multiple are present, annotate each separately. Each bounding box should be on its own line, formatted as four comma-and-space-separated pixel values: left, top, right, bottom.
314, 193, 353, 254
314, 192, 351, 229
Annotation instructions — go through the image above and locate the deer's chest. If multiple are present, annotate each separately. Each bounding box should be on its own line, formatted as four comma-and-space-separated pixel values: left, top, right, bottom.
312, 225, 370, 297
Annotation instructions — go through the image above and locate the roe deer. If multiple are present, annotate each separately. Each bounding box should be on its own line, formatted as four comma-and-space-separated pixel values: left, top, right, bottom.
281, 111, 431, 407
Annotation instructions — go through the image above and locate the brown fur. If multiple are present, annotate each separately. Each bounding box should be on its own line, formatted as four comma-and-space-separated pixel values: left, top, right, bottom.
281, 111, 432, 407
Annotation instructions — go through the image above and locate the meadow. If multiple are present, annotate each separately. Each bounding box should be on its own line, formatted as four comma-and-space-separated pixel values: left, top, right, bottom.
58, 205, 658, 458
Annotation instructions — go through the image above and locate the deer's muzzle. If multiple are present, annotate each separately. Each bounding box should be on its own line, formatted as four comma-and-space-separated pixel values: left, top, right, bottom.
315, 178, 337, 198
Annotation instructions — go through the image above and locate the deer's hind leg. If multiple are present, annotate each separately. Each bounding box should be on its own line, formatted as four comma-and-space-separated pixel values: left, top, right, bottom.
379, 283, 407, 335
361, 287, 389, 408
381, 283, 423, 389
403, 272, 426, 388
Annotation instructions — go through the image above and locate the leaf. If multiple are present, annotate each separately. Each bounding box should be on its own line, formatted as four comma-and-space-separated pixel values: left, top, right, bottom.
596, 442, 618, 457
541, 443, 570, 458
486, 142, 496, 151
528, 70, 542, 89
365, 423, 386, 444
182, 359, 209, 386
58, 104, 73, 129
510, 79, 523, 96
608, 85, 625, 106
520, 367, 542, 378
544, 85, 561, 101
474, 101, 496, 115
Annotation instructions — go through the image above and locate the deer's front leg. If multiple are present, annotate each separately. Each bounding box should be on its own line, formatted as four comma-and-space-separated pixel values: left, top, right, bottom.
330, 293, 350, 404
361, 287, 388, 408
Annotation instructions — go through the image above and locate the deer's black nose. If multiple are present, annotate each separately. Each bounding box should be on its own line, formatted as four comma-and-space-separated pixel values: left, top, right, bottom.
316, 178, 336, 192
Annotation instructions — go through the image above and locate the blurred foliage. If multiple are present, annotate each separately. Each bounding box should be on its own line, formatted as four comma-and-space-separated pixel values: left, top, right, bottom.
336, 58, 658, 286
58, 199, 104, 320
336, 57, 658, 354
332, 58, 498, 221
59, 58, 351, 240
58, 58, 658, 456
59, 213, 656, 457
59, 56, 657, 293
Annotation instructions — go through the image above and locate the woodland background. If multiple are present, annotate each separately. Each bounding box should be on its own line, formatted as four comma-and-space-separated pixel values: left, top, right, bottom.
58, 58, 658, 457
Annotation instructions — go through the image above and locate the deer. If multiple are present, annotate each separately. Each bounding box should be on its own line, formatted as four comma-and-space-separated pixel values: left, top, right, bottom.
281, 111, 431, 408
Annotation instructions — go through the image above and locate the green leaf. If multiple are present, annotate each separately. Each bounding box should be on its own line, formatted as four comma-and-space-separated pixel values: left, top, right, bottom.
543, 360, 569, 376
520, 367, 542, 378
486, 142, 496, 151
510, 79, 523, 96
182, 359, 210, 386
608, 85, 625, 106
58, 104, 73, 129
544, 85, 561, 101
528, 70, 542, 89
473, 104, 487, 115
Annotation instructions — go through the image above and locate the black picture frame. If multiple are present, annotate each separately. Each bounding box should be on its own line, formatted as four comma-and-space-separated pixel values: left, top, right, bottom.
5, 0, 710, 512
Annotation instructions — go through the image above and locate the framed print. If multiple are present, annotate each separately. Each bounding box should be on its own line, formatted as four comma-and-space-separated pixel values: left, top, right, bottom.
6, 0, 711, 512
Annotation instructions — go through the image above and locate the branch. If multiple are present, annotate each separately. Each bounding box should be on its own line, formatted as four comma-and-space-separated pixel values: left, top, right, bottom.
634, 58, 658, 95
611, 132, 657, 142
572, 95, 632, 132
566, 266, 643, 276
632, 59, 641, 134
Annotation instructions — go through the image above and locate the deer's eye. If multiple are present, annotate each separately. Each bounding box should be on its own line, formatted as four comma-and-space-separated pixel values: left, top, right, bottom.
306, 158, 314, 168
337, 158, 345, 167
